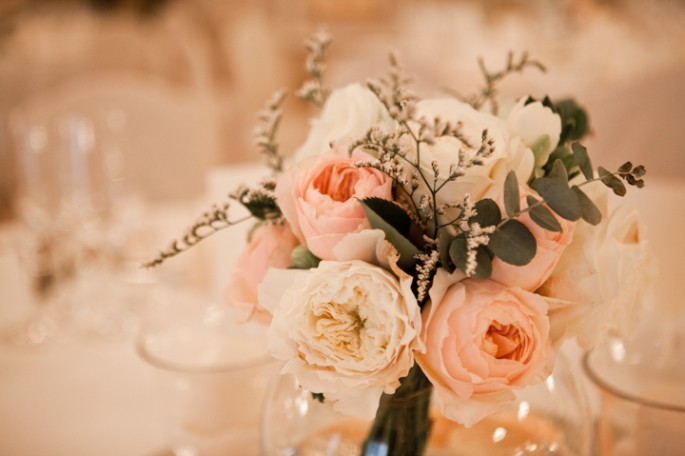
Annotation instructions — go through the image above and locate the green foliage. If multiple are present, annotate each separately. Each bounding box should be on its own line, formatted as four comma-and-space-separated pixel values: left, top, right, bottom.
526, 195, 562, 232
311, 392, 325, 403
361, 197, 412, 236
488, 219, 536, 266
359, 199, 420, 272
598, 167, 627, 196
531, 177, 581, 221
553, 98, 590, 144
470, 199, 502, 227
290, 246, 321, 270
504, 171, 520, 217
572, 186, 602, 225
571, 142, 593, 180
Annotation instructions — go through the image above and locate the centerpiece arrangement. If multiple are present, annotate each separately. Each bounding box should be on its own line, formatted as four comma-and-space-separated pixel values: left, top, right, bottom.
146, 31, 653, 455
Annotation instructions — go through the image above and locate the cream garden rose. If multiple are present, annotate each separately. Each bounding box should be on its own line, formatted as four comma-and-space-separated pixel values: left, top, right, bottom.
224, 222, 299, 324
293, 83, 391, 161
416, 272, 552, 426
539, 183, 655, 349
260, 259, 423, 418
276, 149, 393, 260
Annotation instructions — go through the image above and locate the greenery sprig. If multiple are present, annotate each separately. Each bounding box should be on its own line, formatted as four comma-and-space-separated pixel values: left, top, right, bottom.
143, 202, 250, 268
445, 51, 546, 115
254, 90, 288, 173
297, 28, 332, 108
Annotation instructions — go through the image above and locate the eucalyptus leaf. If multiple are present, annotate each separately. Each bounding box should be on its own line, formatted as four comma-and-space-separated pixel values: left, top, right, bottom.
571, 142, 593, 180
598, 167, 627, 197
572, 186, 602, 225
470, 199, 502, 228
548, 159, 569, 182
488, 219, 536, 266
618, 161, 633, 173
360, 200, 420, 272
472, 247, 493, 280
527, 195, 562, 232
448, 235, 467, 272
504, 171, 520, 217
531, 177, 581, 221
438, 228, 455, 273
360, 197, 412, 236
290, 245, 321, 270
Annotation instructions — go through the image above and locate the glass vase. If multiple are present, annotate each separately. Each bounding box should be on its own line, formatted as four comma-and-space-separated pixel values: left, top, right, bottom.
261, 353, 591, 456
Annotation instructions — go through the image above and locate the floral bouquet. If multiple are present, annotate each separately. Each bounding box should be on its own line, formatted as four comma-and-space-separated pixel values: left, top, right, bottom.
147, 32, 653, 455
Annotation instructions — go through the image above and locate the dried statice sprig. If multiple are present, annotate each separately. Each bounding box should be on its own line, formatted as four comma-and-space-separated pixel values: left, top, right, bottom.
446, 51, 546, 115
231, 178, 282, 221
415, 250, 439, 303
366, 52, 418, 123
297, 28, 332, 108
254, 90, 288, 173
464, 222, 495, 277
143, 202, 251, 268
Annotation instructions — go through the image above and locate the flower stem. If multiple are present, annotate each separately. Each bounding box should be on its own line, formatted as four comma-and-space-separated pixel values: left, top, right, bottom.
361, 364, 433, 456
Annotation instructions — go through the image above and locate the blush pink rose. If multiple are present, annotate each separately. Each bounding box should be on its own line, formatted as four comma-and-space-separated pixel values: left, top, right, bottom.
416, 273, 552, 426
225, 222, 299, 324
276, 149, 393, 260
490, 188, 574, 291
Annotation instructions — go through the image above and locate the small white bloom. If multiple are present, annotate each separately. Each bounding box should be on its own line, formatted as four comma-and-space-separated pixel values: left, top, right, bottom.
504, 97, 562, 176
293, 83, 392, 161
261, 259, 422, 418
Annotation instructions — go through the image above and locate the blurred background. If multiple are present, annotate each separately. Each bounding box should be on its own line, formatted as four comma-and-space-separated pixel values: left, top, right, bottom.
0, 1, 683, 455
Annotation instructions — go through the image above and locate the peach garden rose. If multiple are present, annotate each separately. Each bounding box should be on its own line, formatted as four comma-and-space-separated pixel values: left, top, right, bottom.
276, 149, 393, 260
490, 188, 575, 292
224, 222, 299, 324
416, 271, 553, 426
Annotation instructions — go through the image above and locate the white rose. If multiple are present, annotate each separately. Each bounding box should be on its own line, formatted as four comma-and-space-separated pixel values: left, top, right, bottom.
539, 182, 656, 349
504, 97, 562, 176
259, 259, 422, 418
293, 83, 391, 161
407, 98, 535, 217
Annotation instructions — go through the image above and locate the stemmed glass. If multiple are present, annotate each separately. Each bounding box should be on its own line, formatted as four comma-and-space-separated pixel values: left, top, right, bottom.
2, 109, 119, 346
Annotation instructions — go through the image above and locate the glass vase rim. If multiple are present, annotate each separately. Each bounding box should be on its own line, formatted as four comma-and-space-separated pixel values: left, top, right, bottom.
135, 331, 274, 375
582, 350, 685, 413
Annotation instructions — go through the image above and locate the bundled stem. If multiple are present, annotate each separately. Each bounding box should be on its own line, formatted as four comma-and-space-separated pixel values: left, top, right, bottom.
361, 364, 433, 456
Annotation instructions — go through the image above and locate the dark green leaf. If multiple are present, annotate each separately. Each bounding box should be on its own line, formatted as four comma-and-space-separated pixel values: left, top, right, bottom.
633, 165, 646, 177
531, 177, 581, 221
598, 167, 627, 197
360, 200, 420, 272
504, 171, 520, 217
488, 219, 536, 266
448, 235, 467, 272
554, 98, 590, 143
290, 245, 321, 269
618, 161, 633, 173
470, 199, 502, 228
311, 392, 325, 403
549, 159, 569, 182
572, 186, 602, 225
527, 195, 562, 232
571, 142, 593, 180
438, 229, 455, 273
543, 145, 576, 178
472, 246, 493, 280
360, 197, 411, 236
